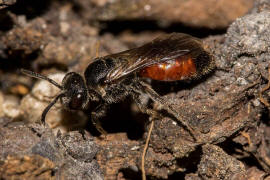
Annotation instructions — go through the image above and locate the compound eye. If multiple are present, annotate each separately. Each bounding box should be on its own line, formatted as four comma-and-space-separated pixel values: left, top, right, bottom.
70, 93, 83, 109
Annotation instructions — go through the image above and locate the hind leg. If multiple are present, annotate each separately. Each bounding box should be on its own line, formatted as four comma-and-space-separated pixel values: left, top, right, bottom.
134, 81, 198, 141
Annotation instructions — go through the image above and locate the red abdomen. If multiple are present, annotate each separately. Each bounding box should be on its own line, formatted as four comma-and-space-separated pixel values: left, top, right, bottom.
139, 56, 197, 81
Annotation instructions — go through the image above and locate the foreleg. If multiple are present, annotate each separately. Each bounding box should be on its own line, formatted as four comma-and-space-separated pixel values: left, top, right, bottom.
91, 104, 108, 135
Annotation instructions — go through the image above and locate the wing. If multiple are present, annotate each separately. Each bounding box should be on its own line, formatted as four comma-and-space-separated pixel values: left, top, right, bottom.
104, 33, 204, 83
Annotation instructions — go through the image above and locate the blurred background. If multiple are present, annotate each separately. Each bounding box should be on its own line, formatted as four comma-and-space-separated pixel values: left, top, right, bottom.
2, 0, 270, 180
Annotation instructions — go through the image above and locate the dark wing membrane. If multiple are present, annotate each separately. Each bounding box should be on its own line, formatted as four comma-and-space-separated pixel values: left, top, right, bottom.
105, 33, 203, 83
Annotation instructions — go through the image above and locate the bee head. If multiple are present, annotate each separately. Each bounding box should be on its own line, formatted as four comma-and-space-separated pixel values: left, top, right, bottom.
21, 69, 90, 124
61, 72, 89, 110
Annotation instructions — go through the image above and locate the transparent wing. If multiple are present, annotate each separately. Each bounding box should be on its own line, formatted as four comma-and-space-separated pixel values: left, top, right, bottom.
104, 33, 203, 83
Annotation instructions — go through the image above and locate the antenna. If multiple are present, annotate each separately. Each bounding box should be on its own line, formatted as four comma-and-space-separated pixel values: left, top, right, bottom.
21, 69, 65, 125
21, 69, 63, 90
41, 93, 64, 124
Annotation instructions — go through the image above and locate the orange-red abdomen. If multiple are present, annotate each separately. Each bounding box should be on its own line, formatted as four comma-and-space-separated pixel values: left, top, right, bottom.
139, 56, 197, 81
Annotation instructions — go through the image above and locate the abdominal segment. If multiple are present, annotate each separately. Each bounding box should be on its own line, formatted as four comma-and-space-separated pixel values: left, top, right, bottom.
139, 56, 197, 81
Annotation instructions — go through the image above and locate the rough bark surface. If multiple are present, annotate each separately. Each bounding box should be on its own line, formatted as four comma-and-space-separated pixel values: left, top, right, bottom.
1, 0, 270, 179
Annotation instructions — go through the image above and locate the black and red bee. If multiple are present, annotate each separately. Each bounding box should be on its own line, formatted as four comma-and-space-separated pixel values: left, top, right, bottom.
22, 33, 215, 139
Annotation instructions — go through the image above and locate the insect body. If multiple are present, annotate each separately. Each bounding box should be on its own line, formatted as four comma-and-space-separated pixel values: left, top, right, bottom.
22, 33, 215, 139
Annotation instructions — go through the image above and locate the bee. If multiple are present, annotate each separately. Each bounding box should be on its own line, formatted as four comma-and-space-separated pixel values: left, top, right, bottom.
22, 33, 215, 140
